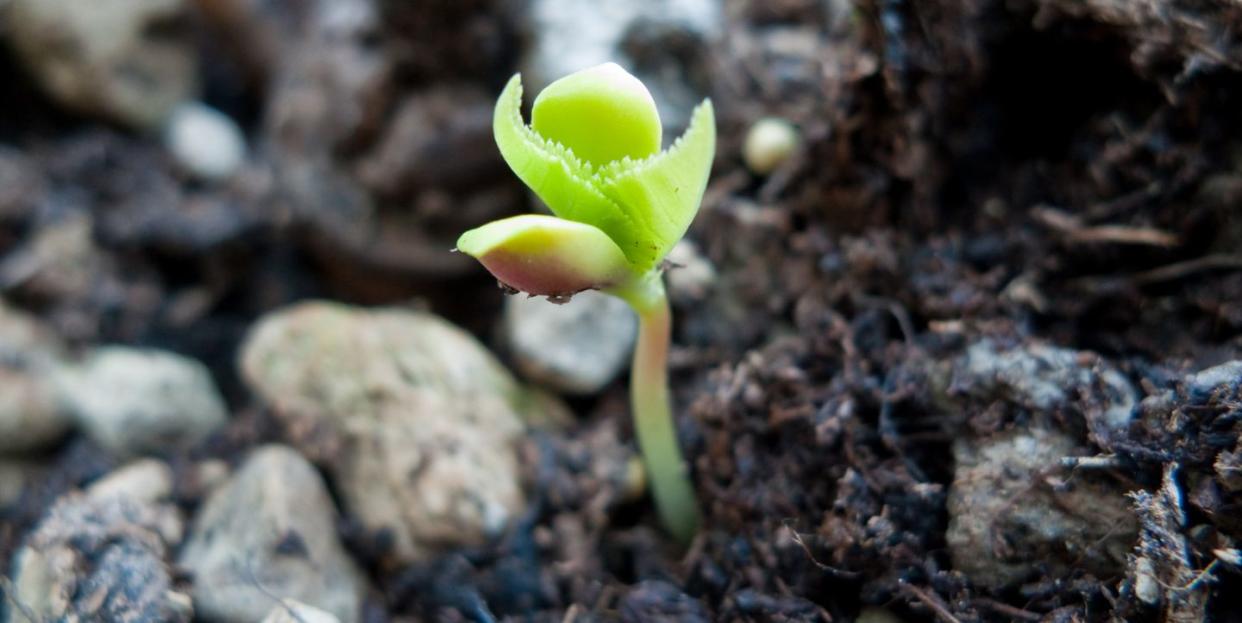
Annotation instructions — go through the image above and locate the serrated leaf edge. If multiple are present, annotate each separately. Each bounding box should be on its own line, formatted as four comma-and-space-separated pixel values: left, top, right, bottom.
496, 73, 714, 271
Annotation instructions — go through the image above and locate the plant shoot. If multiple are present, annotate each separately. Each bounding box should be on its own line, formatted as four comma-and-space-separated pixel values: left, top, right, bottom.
456, 63, 715, 543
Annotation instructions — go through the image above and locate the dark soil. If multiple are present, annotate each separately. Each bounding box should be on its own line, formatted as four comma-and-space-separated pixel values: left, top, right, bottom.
4, 0, 1242, 621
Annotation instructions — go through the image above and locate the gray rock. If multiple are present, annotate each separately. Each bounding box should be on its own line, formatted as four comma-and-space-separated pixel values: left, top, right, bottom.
262, 600, 341, 623
240, 302, 535, 563
958, 339, 1138, 449
9, 492, 190, 622
1185, 360, 1242, 402
2, 0, 197, 129
178, 445, 366, 623
0, 147, 42, 220
0, 212, 105, 304
0, 301, 71, 454
0, 459, 43, 509
86, 459, 175, 504
192, 459, 233, 494
0, 367, 68, 455
945, 427, 1136, 590
0, 299, 66, 365
1152, 360, 1242, 493
52, 347, 228, 457
522, 0, 721, 130
665, 240, 717, 305
165, 102, 247, 182
505, 290, 637, 395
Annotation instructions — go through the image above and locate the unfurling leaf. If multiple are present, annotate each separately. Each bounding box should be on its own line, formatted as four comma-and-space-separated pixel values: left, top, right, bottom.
532, 62, 662, 167
492, 65, 715, 273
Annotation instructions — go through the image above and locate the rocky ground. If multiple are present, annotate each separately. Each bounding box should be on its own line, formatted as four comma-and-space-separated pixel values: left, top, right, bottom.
2, 0, 1242, 621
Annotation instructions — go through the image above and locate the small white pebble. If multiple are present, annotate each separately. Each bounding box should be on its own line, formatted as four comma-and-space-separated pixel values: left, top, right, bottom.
665, 239, 716, 304
165, 102, 246, 182
743, 116, 800, 175
86, 459, 174, 503
195, 459, 231, 493
1134, 556, 1160, 605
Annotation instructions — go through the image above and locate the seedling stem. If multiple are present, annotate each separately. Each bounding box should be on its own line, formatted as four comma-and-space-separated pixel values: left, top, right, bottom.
609, 272, 699, 543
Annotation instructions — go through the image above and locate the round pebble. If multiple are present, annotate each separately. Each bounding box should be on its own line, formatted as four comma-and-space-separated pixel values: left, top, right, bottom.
165, 102, 247, 181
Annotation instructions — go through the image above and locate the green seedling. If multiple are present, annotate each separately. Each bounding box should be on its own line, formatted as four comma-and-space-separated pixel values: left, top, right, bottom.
456, 63, 715, 543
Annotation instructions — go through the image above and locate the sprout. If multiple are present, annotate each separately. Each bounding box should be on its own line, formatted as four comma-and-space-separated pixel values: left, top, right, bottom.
456, 63, 715, 543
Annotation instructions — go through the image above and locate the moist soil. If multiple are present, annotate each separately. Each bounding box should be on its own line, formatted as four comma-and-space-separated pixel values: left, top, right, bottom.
3, 1, 1242, 621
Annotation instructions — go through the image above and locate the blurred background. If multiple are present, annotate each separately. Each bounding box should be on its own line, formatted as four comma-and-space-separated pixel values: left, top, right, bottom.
2, 0, 1242, 621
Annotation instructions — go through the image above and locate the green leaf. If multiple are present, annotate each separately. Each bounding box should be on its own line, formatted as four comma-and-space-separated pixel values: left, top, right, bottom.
456, 214, 635, 297
492, 69, 716, 273
596, 99, 715, 269
493, 74, 640, 265
532, 62, 662, 167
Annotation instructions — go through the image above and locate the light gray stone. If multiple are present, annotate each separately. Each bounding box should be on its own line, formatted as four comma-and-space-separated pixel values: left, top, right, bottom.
165, 102, 247, 182
960, 339, 1137, 448
2, 0, 197, 129
86, 459, 175, 504
178, 445, 366, 623
504, 290, 637, 395
0, 459, 42, 509
0, 367, 68, 455
0, 212, 102, 305
52, 347, 228, 457
665, 240, 717, 305
1186, 360, 1242, 401
0, 300, 71, 454
240, 302, 536, 563
946, 427, 1136, 590
262, 600, 341, 623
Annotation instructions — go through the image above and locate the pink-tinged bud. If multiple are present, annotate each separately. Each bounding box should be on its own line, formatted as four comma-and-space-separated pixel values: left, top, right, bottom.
456, 215, 635, 297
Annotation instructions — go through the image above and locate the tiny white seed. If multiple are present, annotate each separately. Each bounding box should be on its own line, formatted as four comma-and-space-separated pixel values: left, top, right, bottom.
743, 116, 799, 175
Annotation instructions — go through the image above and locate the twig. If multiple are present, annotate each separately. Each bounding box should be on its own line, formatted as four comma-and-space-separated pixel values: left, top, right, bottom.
853, 294, 916, 346
245, 556, 312, 623
1083, 182, 1162, 221
1033, 206, 1179, 247
972, 597, 1042, 622
1160, 559, 1221, 593
782, 522, 862, 579
1061, 454, 1122, 470
1079, 224, 1179, 247
900, 582, 963, 623
1070, 254, 1242, 295
1130, 254, 1242, 286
